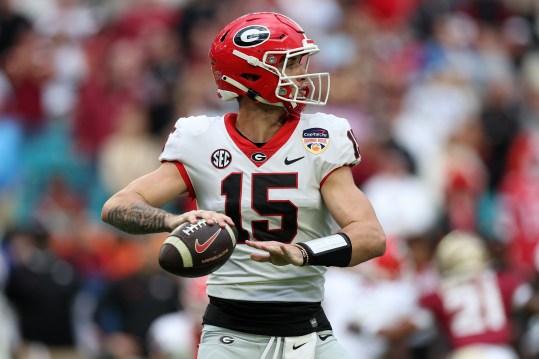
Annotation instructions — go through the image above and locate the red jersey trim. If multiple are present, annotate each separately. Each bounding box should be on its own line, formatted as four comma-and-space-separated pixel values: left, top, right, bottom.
162, 160, 196, 199
320, 167, 341, 187
224, 113, 299, 167
320, 165, 355, 187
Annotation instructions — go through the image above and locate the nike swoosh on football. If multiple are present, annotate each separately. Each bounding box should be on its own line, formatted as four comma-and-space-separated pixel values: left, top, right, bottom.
284, 156, 305, 165
318, 334, 332, 341
292, 342, 307, 350
195, 229, 222, 253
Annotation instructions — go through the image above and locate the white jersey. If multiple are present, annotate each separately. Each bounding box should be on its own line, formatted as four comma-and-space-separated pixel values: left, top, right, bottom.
159, 113, 361, 302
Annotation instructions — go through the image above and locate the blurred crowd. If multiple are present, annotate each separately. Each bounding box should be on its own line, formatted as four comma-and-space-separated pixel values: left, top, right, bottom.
1, 0, 539, 358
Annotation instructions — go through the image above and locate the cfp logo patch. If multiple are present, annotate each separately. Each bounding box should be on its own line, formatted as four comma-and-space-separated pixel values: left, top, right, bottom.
233, 25, 270, 47
212, 149, 231, 169
302, 128, 330, 154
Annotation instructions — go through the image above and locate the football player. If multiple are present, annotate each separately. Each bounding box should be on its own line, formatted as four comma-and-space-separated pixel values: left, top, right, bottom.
101, 12, 385, 359
395, 231, 539, 359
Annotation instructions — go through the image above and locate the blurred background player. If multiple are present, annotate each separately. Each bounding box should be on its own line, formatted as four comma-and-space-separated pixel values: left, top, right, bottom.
398, 230, 539, 359
3, 221, 81, 359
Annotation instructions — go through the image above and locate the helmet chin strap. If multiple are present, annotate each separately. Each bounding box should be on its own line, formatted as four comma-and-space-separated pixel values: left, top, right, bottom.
221, 75, 284, 108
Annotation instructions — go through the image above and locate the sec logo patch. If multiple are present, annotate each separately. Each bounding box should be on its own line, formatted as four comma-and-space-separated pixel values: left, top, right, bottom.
302, 128, 329, 154
212, 149, 231, 169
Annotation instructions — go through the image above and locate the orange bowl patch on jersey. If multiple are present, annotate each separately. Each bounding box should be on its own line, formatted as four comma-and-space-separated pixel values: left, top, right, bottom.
302, 128, 330, 154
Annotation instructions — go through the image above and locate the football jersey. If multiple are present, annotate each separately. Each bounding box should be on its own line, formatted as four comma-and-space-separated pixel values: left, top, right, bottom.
420, 270, 527, 349
159, 113, 361, 302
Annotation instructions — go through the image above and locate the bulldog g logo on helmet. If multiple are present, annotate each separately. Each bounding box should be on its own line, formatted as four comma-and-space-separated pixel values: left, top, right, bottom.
209, 12, 330, 116
233, 26, 270, 47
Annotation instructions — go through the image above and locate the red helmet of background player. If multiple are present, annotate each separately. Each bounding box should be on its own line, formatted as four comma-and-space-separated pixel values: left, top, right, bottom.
209, 12, 330, 115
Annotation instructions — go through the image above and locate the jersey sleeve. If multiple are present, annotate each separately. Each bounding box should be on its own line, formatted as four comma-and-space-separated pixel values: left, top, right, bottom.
315, 114, 362, 183
159, 118, 186, 163
159, 115, 215, 163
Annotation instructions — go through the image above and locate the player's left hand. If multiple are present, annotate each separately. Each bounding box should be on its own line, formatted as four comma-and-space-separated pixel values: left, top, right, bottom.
245, 240, 304, 266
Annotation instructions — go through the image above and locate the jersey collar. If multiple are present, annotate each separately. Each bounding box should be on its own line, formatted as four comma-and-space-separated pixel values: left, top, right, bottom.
224, 113, 299, 167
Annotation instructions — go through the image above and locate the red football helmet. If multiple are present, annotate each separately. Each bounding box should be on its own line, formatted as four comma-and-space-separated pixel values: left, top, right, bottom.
209, 12, 330, 115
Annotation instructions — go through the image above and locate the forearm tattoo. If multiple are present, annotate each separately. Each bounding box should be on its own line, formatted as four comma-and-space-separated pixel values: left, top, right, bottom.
106, 204, 171, 234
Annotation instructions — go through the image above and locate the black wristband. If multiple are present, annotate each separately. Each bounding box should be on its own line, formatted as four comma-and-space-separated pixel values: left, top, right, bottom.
297, 233, 352, 267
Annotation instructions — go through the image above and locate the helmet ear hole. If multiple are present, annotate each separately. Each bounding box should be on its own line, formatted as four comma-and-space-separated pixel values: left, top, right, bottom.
241, 74, 261, 82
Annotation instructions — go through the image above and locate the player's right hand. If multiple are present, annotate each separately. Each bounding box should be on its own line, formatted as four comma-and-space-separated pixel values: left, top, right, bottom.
168, 210, 234, 230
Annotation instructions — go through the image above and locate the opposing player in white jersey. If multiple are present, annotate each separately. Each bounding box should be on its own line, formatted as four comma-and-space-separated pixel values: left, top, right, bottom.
101, 12, 385, 359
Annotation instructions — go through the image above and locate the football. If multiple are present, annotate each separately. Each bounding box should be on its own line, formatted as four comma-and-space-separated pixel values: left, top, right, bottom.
158, 219, 238, 278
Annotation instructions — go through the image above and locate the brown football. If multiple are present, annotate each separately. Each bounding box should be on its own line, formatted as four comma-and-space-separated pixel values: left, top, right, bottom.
158, 219, 238, 278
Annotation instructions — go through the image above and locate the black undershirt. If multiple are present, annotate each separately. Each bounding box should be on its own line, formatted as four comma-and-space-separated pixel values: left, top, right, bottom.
203, 296, 332, 336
